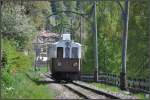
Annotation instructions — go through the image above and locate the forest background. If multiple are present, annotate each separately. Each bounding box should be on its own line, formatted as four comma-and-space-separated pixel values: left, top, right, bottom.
1, 0, 149, 98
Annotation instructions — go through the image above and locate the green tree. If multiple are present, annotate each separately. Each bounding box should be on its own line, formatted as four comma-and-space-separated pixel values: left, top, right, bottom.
2, 3, 37, 49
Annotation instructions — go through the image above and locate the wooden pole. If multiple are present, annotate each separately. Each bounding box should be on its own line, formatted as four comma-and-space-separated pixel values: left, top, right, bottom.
120, 0, 129, 90
0, 0, 2, 64
71, 18, 73, 39
149, 0, 150, 97
93, 1, 98, 82
0, 0, 2, 98
35, 36, 38, 71
80, 16, 82, 43
79, 15, 83, 80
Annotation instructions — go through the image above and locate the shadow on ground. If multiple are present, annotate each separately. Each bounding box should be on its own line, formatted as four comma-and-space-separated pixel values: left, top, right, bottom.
25, 73, 58, 85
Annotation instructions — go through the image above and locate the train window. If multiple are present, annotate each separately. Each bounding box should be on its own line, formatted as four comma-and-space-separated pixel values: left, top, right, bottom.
72, 47, 78, 58
57, 47, 63, 58
65, 47, 70, 58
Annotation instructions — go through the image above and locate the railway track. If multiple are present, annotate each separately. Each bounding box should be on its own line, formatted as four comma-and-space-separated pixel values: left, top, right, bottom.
42, 73, 139, 99
64, 82, 108, 99
43, 73, 120, 99
70, 81, 120, 99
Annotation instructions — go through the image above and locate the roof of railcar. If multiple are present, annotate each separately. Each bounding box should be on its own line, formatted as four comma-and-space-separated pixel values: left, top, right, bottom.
52, 40, 81, 46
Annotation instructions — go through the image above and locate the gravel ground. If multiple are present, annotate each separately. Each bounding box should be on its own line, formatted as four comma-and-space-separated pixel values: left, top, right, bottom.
48, 83, 83, 99
65, 83, 107, 99
40, 73, 82, 99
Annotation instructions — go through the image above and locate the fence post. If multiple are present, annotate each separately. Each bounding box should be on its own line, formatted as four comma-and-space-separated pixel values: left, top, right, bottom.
138, 79, 141, 89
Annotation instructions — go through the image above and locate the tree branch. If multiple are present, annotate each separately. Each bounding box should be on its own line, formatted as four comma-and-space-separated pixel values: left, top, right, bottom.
116, 0, 125, 16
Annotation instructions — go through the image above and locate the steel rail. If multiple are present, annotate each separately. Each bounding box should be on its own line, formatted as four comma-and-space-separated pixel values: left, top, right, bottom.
71, 81, 120, 99
44, 73, 109, 99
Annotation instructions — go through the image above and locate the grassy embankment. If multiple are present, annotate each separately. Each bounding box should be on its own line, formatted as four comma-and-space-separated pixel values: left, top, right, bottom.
1, 40, 56, 99
2, 71, 56, 99
92, 83, 148, 99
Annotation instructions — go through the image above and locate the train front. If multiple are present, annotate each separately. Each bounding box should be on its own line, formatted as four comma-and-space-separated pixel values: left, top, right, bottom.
51, 33, 81, 81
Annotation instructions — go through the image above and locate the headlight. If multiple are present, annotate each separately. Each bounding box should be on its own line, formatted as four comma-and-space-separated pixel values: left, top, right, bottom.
57, 62, 62, 66
73, 62, 78, 67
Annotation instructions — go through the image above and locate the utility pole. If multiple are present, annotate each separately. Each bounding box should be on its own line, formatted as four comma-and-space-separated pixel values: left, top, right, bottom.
0, 0, 2, 98
80, 16, 82, 43
148, 0, 150, 98
70, 18, 73, 39
79, 14, 83, 81
93, 1, 98, 82
0, 0, 2, 63
120, 0, 129, 90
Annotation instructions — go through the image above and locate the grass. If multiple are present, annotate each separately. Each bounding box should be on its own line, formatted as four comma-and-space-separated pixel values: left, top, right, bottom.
38, 66, 49, 73
92, 83, 121, 92
91, 82, 148, 99
2, 70, 56, 99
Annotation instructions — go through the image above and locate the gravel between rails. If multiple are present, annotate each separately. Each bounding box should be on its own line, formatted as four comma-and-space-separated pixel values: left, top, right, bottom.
48, 83, 83, 99
40, 73, 83, 99
64, 83, 107, 99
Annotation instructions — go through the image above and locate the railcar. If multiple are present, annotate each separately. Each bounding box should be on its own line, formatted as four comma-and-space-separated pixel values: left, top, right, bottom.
48, 33, 81, 81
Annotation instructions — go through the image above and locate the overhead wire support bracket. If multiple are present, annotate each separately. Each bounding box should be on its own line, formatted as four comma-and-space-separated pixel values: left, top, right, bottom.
47, 10, 89, 19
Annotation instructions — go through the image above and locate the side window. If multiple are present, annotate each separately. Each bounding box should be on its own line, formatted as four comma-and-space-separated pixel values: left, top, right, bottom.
57, 47, 63, 58
65, 47, 70, 58
72, 47, 78, 58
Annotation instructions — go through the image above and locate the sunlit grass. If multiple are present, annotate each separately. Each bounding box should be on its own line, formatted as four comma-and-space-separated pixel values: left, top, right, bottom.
92, 82, 148, 99
38, 66, 49, 73
2, 71, 56, 99
27, 67, 49, 80
92, 83, 121, 92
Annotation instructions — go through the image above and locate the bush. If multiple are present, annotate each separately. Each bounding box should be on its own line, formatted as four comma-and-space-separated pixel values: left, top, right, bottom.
2, 72, 55, 99
2, 39, 33, 72
1, 39, 34, 95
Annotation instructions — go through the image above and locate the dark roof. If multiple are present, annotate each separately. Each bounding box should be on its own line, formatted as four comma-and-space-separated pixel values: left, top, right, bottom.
32, 30, 60, 44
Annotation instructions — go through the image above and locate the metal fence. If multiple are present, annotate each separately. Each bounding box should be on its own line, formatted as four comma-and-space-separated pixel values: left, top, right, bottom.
81, 73, 149, 94
34, 60, 48, 68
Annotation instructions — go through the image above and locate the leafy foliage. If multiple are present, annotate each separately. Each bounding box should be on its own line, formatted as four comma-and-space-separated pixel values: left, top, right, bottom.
2, 72, 55, 99
2, 40, 33, 71
1, 0, 149, 98
82, 1, 148, 79
2, 3, 37, 49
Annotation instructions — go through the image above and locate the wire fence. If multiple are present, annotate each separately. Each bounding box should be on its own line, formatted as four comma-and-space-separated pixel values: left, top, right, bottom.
35, 60, 48, 67
81, 73, 149, 94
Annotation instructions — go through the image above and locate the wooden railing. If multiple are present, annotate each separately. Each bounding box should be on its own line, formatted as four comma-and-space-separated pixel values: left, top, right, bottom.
81, 73, 149, 94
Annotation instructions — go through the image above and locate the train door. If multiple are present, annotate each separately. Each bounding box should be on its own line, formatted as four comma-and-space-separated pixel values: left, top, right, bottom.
57, 47, 63, 58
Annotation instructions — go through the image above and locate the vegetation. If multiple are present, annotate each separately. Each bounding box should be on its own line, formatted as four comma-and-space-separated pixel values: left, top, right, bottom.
2, 3, 37, 49
1, 0, 149, 99
92, 82, 148, 99
2, 71, 55, 99
1, 1, 54, 99
80, 1, 149, 80
1, 39, 55, 99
